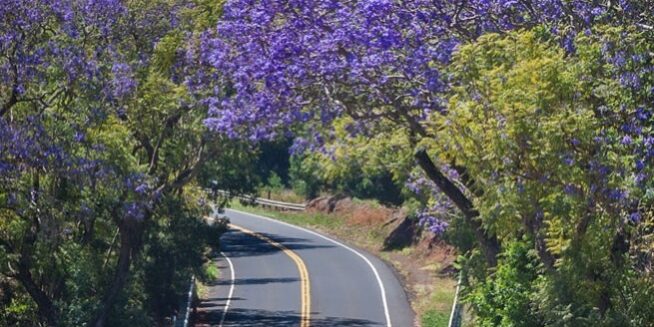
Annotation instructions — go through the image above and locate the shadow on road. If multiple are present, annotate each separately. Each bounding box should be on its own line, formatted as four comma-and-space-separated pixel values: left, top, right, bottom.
194, 228, 381, 326
220, 230, 334, 258
196, 307, 382, 327
209, 277, 299, 286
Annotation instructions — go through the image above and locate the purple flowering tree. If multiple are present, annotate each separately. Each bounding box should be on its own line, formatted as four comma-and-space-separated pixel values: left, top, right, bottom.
0, 1, 131, 324
0, 1, 235, 325
198, 0, 654, 266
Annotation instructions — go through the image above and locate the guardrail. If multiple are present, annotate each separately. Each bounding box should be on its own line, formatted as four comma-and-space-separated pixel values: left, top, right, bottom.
173, 275, 195, 327
215, 190, 306, 211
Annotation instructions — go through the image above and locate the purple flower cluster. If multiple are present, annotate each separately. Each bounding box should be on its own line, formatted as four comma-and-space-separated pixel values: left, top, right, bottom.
417, 209, 449, 235
195, 0, 647, 144
110, 63, 137, 99
1, 1, 129, 103
197, 0, 463, 140
123, 202, 146, 222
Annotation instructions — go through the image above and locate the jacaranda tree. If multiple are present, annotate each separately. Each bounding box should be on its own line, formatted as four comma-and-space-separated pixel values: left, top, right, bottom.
198, 0, 653, 266
197, 0, 654, 324
0, 1, 243, 326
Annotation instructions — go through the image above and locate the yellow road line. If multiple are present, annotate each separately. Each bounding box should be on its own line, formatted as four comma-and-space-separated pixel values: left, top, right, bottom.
229, 224, 311, 327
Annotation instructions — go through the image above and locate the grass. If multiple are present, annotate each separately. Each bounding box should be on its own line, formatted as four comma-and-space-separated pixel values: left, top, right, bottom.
203, 262, 220, 281
228, 200, 392, 250
196, 250, 221, 299
229, 200, 344, 230
412, 269, 456, 327
257, 188, 307, 203
422, 309, 450, 327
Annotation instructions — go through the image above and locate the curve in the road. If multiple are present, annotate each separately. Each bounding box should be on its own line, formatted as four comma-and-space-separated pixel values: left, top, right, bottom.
227, 209, 393, 327
227, 223, 311, 327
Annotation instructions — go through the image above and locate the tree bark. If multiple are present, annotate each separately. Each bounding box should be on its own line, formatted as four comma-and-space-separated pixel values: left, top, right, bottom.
16, 263, 58, 326
91, 236, 132, 327
91, 217, 143, 327
522, 212, 556, 271
414, 149, 500, 266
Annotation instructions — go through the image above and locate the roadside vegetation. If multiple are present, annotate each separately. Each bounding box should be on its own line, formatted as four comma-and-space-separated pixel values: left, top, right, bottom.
4, 0, 654, 326
208, 2, 654, 324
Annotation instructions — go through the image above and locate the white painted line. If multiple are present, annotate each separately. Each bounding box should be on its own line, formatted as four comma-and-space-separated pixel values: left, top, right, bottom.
226, 209, 393, 327
218, 251, 236, 327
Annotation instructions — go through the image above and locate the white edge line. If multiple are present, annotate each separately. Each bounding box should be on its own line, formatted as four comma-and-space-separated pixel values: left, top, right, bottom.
226, 208, 393, 327
218, 251, 236, 327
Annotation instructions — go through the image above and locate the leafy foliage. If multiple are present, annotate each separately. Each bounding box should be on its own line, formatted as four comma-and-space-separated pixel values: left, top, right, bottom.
0, 1, 250, 326
440, 28, 654, 325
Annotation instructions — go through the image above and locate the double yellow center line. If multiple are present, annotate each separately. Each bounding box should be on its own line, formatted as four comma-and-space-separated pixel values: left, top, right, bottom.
229, 224, 311, 327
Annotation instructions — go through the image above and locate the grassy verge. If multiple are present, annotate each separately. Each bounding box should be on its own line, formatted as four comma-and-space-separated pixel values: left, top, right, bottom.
230, 201, 344, 230
256, 188, 308, 203
227, 200, 456, 327
228, 201, 391, 250
195, 249, 221, 299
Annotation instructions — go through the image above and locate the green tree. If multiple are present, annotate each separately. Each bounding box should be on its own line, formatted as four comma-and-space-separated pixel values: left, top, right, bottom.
437, 28, 654, 325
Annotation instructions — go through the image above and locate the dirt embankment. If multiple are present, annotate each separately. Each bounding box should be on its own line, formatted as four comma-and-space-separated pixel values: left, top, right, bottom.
306, 195, 456, 269
306, 195, 457, 325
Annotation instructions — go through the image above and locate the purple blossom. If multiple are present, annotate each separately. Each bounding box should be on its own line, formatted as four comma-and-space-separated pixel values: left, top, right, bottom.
405, 172, 439, 197
635, 107, 651, 121
123, 202, 146, 222
135, 183, 149, 195
111, 63, 137, 99
562, 34, 576, 54
562, 154, 575, 166
563, 184, 577, 195
619, 72, 641, 89
74, 131, 85, 142
607, 188, 628, 202
417, 210, 449, 235
629, 212, 641, 223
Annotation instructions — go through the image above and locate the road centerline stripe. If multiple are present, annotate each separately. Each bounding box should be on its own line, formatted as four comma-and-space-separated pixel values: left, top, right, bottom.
229, 223, 311, 327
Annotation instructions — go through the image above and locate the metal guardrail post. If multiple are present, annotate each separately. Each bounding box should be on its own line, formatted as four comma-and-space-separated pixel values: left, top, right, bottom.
215, 189, 306, 211
174, 275, 195, 327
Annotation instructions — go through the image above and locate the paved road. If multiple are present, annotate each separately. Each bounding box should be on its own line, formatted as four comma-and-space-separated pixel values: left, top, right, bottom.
196, 209, 415, 327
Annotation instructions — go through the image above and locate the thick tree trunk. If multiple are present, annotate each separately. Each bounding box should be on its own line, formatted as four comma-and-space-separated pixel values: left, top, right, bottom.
91, 217, 143, 327
16, 265, 58, 326
414, 149, 500, 266
14, 173, 58, 326
91, 236, 132, 327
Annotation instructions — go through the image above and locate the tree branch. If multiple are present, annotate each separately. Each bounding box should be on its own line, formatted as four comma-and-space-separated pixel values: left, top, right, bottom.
415, 149, 500, 266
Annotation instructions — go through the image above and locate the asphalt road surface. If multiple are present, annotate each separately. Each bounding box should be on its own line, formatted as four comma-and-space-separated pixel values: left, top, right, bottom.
196, 208, 415, 327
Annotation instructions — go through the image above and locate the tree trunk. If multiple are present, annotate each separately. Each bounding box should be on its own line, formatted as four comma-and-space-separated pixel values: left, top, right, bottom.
91, 220, 141, 327
523, 212, 556, 271
414, 149, 500, 266
16, 265, 58, 326
92, 237, 132, 327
